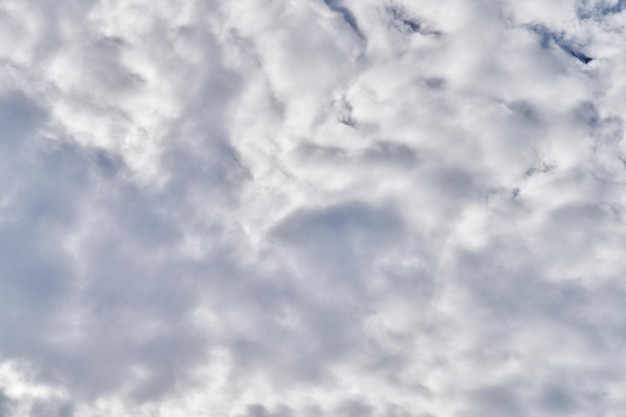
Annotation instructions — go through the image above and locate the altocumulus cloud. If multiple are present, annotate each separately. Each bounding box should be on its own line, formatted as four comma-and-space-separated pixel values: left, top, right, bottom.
1, 0, 626, 416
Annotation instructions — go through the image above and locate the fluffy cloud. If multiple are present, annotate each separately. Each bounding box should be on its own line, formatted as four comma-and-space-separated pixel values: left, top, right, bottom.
1, 0, 626, 416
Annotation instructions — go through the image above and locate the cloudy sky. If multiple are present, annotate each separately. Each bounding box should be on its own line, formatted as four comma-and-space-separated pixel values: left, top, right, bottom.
1, 0, 626, 416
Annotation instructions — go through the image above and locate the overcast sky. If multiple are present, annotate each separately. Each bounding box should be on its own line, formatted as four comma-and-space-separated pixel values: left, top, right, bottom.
1, 0, 626, 416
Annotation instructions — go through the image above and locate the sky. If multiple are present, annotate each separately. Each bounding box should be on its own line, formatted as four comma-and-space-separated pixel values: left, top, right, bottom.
1, 0, 626, 416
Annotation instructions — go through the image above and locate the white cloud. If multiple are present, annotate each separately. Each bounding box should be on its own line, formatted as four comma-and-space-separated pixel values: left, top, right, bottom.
1, 0, 626, 416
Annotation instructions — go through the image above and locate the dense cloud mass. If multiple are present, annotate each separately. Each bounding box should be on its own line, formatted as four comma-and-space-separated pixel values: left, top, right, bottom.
1, 0, 626, 415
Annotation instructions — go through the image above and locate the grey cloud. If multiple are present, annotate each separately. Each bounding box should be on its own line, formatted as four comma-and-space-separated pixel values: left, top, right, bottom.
0, 92, 45, 148
0, 25, 248, 405
2, 0, 626, 416
537, 385, 576, 414
363, 141, 418, 167
0, 392, 11, 417
272, 202, 405, 288
28, 400, 74, 417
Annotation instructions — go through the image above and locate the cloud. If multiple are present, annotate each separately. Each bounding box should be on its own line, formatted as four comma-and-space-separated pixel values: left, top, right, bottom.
1, 0, 626, 416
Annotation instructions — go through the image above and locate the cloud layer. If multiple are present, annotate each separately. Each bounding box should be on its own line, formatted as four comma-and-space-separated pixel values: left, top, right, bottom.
1, 0, 626, 416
